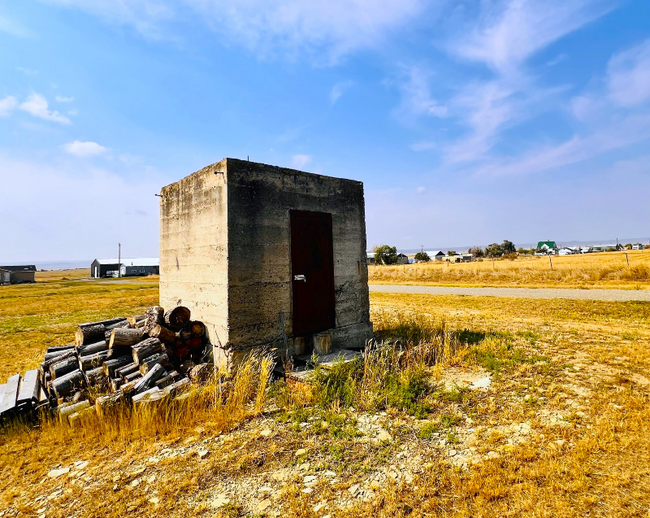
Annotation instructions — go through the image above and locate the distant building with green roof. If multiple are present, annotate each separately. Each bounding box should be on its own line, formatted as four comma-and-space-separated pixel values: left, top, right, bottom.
537, 241, 557, 252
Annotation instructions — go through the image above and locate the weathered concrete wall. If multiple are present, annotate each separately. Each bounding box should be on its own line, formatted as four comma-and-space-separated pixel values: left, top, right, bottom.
160, 157, 372, 363
159, 160, 230, 352
225, 158, 371, 351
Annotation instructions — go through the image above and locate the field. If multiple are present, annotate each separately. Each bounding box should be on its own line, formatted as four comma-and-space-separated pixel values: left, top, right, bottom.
1, 276, 649, 517
369, 249, 650, 289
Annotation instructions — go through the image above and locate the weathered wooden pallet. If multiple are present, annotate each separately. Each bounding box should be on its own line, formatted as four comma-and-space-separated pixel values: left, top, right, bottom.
0, 370, 44, 419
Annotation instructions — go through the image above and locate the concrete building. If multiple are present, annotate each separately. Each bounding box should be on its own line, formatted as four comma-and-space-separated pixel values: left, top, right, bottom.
0, 265, 36, 285
159, 158, 373, 368
425, 250, 446, 261
90, 258, 159, 278
396, 253, 409, 264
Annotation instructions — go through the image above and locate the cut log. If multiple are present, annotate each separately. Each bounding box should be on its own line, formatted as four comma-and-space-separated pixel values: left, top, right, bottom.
84, 367, 105, 387
78, 351, 109, 371
75, 324, 105, 347
106, 347, 131, 360
133, 319, 146, 329
132, 338, 163, 365
109, 328, 144, 349
42, 350, 76, 372
189, 321, 206, 338
75, 318, 128, 346
132, 387, 163, 406
164, 306, 191, 331
155, 375, 175, 389
58, 400, 90, 423
112, 321, 131, 330
128, 314, 146, 326
144, 306, 164, 329
139, 353, 169, 375
96, 391, 124, 416
46, 345, 75, 353
124, 371, 143, 383
132, 363, 166, 394
77, 340, 108, 356
52, 370, 85, 399
165, 377, 191, 398
50, 355, 79, 380
110, 378, 122, 392
147, 324, 177, 344
103, 356, 132, 378
116, 362, 139, 380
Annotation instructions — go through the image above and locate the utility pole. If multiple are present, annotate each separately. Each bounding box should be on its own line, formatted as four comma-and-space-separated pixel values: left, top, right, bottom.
118, 243, 121, 278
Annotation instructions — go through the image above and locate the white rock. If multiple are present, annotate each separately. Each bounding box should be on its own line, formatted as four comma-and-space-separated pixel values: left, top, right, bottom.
302, 487, 313, 494
304, 475, 317, 483
348, 484, 360, 496
197, 449, 210, 459
448, 450, 458, 457
210, 494, 230, 508
470, 377, 491, 389
295, 448, 309, 457
260, 429, 273, 437
376, 429, 392, 442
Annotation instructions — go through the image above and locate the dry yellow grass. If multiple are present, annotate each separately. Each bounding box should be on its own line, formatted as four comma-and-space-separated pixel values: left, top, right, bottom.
370, 249, 650, 289
1, 279, 649, 517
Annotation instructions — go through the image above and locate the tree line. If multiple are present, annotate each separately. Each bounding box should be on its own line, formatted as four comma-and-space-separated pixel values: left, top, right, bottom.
373, 240, 518, 264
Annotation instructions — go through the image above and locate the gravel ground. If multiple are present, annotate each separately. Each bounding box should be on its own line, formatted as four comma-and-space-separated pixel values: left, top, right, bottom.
369, 284, 650, 301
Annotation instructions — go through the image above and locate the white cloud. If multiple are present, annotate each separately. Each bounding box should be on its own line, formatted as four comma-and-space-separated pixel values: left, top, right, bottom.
395, 66, 448, 118
452, 0, 612, 75
291, 154, 312, 169
607, 38, 650, 107
43, 0, 427, 61
55, 95, 74, 102
17, 67, 39, 75
20, 93, 71, 124
416, 186, 427, 194
0, 96, 18, 117
63, 140, 108, 157
330, 81, 354, 105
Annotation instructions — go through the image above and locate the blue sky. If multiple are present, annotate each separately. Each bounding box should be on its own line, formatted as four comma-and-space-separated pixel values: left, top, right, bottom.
1, 0, 649, 262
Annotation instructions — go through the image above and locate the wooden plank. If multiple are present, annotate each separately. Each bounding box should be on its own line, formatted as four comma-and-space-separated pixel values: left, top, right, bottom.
16, 369, 40, 407
0, 374, 22, 415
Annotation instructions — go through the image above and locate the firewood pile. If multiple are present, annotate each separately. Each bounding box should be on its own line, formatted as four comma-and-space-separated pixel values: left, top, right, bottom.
0, 305, 212, 424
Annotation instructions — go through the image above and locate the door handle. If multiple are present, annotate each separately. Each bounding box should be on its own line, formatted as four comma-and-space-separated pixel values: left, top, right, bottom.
294, 274, 306, 282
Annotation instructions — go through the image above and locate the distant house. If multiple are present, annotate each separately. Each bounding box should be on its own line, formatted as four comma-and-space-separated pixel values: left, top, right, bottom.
90, 258, 159, 278
425, 250, 446, 262
396, 253, 409, 265
0, 265, 36, 285
367, 252, 375, 265
536, 241, 557, 254
558, 247, 577, 256
632, 243, 645, 250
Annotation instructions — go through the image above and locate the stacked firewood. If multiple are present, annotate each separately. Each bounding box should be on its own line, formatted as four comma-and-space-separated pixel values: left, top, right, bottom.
38, 305, 211, 420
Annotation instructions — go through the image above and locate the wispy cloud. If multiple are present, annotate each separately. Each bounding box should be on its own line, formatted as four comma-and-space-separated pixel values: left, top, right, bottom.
0, 96, 18, 117
0, 14, 34, 37
607, 38, 650, 107
17, 67, 39, 75
20, 94, 71, 124
43, 0, 427, 62
395, 66, 448, 118
474, 113, 650, 177
63, 140, 107, 157
291, 154, 312, 169
330, 80, 354, 105
451, 0, 613, 75
55, 95, 74, 103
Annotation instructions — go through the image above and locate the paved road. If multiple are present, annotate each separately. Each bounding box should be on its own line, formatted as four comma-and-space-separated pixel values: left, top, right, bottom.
369, 284, 650, 302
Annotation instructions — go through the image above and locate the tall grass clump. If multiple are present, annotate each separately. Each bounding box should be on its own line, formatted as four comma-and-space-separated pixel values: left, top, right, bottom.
308, 313, 466, 417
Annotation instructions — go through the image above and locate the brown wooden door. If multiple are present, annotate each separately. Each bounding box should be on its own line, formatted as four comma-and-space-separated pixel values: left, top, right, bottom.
290, 210, 336, 336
